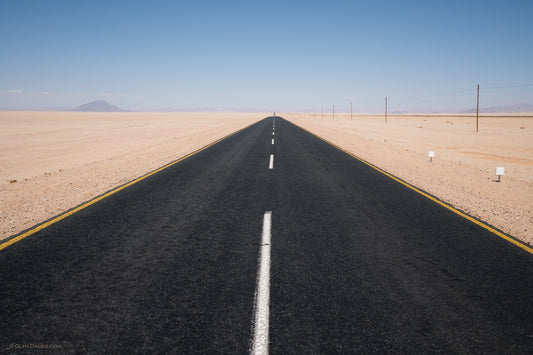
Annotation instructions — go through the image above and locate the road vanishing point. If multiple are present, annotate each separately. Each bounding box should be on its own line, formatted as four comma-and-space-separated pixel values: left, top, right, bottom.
1, 117, 532, 353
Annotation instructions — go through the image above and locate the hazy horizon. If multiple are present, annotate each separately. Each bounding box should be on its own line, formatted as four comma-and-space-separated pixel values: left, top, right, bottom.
2, 99, 533, 115
1, 0, 532, 113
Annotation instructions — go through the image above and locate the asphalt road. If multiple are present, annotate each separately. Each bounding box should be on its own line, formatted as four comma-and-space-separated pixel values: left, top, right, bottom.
1, 116, 532, 353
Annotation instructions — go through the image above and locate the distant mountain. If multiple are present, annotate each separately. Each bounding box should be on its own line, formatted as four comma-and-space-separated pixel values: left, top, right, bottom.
462, 103, 533, 113
72, 100, 128, 112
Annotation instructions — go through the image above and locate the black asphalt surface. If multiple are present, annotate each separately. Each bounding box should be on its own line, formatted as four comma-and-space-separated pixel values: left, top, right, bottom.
1, 116, 532, 353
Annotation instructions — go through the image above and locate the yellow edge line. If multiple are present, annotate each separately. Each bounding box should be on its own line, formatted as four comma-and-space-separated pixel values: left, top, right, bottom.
0, 122, 256, 252
293, 123, 533, 255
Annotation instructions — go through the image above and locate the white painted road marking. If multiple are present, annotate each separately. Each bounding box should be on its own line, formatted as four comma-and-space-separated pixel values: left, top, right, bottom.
269, 154, 274, 169
272, 132, 275, 136
251, 212, 272, 355
272, 139, 274, 145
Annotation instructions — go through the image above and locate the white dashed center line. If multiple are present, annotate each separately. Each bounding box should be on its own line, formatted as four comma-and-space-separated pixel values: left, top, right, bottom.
252, 118, 276, 353
251, 211, 272, 355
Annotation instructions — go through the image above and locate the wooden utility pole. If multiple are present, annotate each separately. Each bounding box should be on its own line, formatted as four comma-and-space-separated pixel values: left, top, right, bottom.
385, 96, 388, 123
476, 84, 479, 132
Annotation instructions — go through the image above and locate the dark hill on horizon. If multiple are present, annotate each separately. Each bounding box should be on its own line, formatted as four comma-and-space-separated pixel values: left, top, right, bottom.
72, 100, 129, 112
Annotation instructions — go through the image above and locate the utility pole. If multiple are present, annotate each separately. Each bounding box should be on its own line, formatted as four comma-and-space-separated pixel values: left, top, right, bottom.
476, 84, 479, 132
385, 96, 388, 123
333, 105, 335, 119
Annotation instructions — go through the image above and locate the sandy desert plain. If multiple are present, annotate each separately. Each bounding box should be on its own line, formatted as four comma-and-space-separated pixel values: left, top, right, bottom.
1, 111, 532, 247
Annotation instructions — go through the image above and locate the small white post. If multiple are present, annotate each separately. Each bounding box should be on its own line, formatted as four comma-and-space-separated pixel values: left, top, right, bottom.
495, 167, 505, 182
429, 151, 435, 162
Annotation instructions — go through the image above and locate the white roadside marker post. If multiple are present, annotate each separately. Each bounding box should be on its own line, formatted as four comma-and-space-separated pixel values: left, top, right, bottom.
429, 151, 435, 162
495, 167, 505, 182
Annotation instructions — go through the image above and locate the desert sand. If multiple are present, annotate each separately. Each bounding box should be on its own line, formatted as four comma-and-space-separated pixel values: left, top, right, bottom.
284, 113, 533, 246
0, 112, 265, 240
1, 111, 532, 247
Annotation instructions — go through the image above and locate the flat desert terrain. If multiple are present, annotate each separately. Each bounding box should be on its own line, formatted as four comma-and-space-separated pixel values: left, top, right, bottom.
285, 113, 533, 245
0, 112, 265, 240
1, 111, 532, 247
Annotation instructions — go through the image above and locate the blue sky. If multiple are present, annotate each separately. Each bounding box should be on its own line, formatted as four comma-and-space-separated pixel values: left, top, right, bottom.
1, 0, 532, 112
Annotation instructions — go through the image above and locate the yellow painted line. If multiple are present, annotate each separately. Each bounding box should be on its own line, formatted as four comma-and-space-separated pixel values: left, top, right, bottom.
0, 122, 257, 252
293, 123, 533, 255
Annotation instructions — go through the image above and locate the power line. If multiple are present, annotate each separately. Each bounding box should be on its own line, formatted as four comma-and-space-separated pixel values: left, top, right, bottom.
397, 83, 533, 102
483, 83, 533, 90
398, 89, 473, 102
